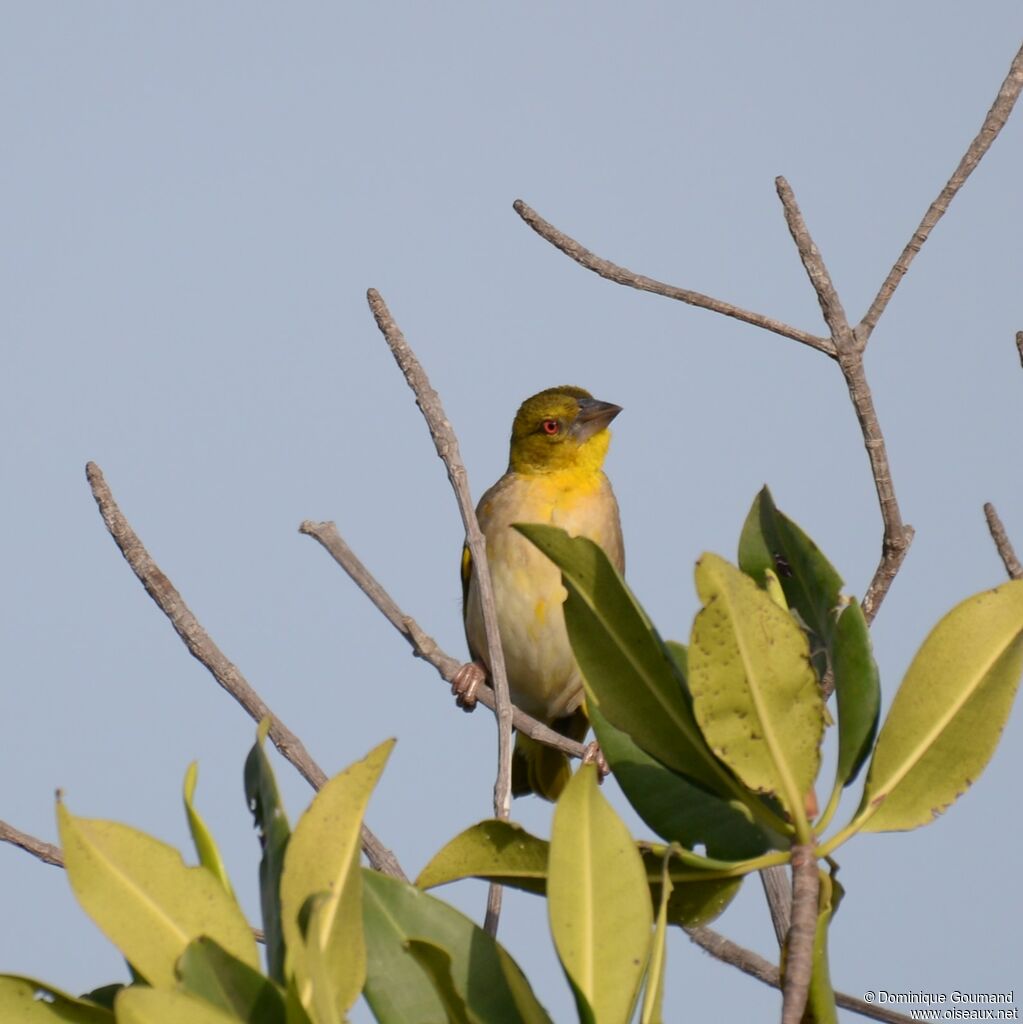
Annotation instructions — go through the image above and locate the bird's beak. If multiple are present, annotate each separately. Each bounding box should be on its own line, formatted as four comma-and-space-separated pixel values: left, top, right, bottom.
571, 398, 622, 442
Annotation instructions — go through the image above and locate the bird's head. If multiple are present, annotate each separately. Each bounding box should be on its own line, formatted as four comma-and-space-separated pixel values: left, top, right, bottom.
508, 386, 622, 474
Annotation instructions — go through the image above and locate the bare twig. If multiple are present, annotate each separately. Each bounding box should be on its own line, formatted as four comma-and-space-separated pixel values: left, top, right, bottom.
774, 177, 855, 348
84, 462, 406, 882
858, 43, 1023, 341
984, 502, 1023, 580
0, 819, 63, 867
780, 844, 819, 1024
1016, 330, 1023, 369
371, 289, 516, 935
299, 520, 588, 759
774, 178, 914, 624
686, 926, 917, 1024
513, 200, 835, 356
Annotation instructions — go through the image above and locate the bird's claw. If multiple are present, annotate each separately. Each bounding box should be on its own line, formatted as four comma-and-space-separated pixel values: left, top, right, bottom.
451, 661, 486, 712
581, 740, 609, 782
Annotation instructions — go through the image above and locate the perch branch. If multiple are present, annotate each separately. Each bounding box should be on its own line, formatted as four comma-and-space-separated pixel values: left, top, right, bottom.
780, 844, 819, 1024
299, 520, 586, 760
858, 43, 1023, 341
365, 288, 516, 934
513, 199, 835, 356
1016, 330, 1023, 369
984, 502, 1023, 580
84, 462, 406, 883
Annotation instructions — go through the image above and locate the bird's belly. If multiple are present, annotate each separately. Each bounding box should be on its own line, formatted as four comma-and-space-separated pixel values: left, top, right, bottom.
467, 531, 582, 722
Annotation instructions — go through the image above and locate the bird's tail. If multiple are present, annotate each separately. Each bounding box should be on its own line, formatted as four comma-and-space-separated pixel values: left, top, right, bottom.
511, 709, 589, 802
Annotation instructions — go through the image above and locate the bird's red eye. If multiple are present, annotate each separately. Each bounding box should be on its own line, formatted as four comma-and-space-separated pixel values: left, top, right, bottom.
541, 419, 560, 435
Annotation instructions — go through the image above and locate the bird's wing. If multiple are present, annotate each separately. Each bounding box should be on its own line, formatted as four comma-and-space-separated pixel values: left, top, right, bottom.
460, 542, 473, 623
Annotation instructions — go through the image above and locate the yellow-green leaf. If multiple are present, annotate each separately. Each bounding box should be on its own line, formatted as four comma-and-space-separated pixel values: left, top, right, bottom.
57, 802, 258, 988
115, 986, 244, 1023
418, 819, 743, 928
280, 738, 394, 1020
639, 857, 672, 1024
689, 554, 824, 829
183, 762, 234, 898
857, 581, 1023, 833
0, 976, 113, 1023
416, 820, 547, 894
549, 765, 652, 1024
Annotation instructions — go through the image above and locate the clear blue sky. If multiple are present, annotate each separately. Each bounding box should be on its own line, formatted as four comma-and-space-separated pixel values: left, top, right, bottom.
2, 4, 1021, 1020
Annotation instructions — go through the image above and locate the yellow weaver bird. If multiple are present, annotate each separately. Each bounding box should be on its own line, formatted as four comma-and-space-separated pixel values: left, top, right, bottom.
460, 386, 624, 801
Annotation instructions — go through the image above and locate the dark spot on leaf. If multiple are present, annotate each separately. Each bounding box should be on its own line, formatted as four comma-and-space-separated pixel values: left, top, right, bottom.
773, 553, 793, 578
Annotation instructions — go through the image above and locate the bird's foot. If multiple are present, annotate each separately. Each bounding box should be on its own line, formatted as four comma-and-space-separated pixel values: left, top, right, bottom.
451, 660, 486, 712
581, 741, 609, 782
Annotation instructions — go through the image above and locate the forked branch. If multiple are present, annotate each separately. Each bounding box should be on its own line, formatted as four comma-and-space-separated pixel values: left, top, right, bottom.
513, 42, 1023, 628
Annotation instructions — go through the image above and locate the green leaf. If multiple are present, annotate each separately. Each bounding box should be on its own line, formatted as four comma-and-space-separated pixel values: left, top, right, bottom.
417, 819, 742, 928
406, 940, 478, 1024
416, 819, 547, 895
689, 554, 824, 829
79, 985, 123, 1011
549, 765, 652, 1024
514, 524, 732, 796
857, 580, 1023, 833
0, 976, 114, 1022
115, 986, 244, 1023
177, 937, 285, 1024
182, 762, 234, 898
363, 869, 553, 1024
588, 701, 770, 860
642, 848, 742, 929
639, 857, 672, 1024
831, 602, 880, 788
280, 739, 394, 1022
243, 718, 292, 984
56, 802, 259, 989
738, 487, 843, 675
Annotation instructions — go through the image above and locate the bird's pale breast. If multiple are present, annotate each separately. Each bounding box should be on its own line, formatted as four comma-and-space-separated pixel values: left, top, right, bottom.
465, 469, 624, 721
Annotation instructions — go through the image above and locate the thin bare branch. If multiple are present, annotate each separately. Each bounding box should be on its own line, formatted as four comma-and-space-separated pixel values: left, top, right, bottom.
780, 844, 819, 1024
299, 519, 587, 760
513, 199, 836, 357
774, 179, 913, 624
984, 502, 1023, 580
364, 288, 515, 935
775, 177, 855, 347
859, 42, 1023, 341
85, 462, 406, 882
0, 819, 63, 867
687, 926, 917, 1024
1016, 330, 1023, 369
